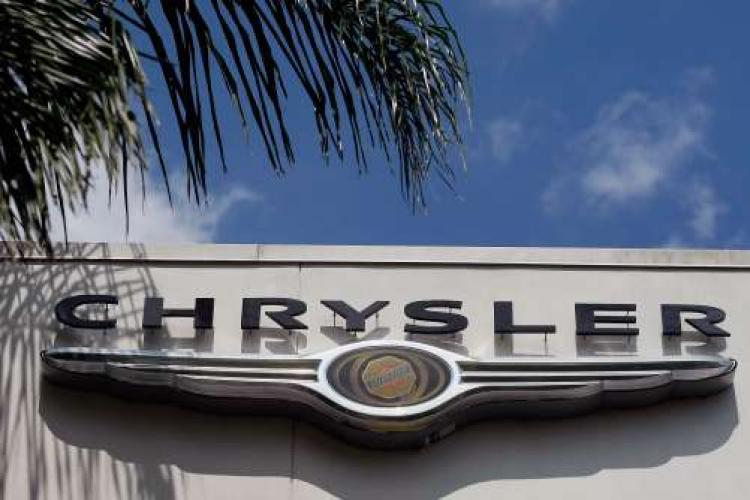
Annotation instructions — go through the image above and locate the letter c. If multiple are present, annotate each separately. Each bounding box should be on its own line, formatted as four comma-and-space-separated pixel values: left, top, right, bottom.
55, 295, 118, 329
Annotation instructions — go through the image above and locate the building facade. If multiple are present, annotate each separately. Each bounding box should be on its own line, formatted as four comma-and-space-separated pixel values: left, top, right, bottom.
1, 244, 747, 499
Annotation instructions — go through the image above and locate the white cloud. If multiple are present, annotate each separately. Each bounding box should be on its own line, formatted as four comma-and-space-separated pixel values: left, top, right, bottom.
487, 118, 524, 164
50, 170, 261, 244
485, 0, 566, 21
687, 184, 727, 241
543, 68, 732, 247
575, 77, 711, 204
665, 183, 727, 246
480, 0, 570, 64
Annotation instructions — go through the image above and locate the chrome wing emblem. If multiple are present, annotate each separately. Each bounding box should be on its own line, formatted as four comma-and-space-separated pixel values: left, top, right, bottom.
41, 340, 736, 448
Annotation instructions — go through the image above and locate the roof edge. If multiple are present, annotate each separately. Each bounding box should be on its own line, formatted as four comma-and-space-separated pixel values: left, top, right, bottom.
3, 242, 750, 269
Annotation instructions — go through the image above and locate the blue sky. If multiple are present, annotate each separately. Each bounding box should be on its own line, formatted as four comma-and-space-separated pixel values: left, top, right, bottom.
54, 0, 750, 248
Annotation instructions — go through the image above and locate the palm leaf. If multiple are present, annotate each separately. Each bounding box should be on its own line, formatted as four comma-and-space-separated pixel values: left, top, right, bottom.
0, 0, 469, 251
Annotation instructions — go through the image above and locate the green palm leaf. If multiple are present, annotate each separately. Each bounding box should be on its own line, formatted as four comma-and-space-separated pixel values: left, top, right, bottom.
0, 0, 469, 250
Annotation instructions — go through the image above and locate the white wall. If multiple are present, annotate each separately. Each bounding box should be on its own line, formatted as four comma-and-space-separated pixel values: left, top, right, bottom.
1, 244, 747, 499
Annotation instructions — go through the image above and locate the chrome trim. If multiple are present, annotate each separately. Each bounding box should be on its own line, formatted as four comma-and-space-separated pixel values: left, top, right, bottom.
41, 341, 737, 448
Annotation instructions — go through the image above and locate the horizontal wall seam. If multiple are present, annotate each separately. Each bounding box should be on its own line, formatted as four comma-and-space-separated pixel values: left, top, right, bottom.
5, 256, 750, 272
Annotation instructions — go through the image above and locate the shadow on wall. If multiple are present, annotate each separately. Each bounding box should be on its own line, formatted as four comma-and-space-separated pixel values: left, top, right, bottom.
0, 244, 185, 500
0, 244, 741, 500
39, 383, 738, 499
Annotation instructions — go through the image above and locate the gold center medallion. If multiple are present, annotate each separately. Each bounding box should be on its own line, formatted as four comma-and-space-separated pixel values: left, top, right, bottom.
362, 355, 417, 400
327, 346, 451, 408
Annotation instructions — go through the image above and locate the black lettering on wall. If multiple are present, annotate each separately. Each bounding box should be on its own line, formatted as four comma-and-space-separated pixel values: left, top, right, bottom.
242, 298, 308, 330
142, 297, 214, 329
494, 301, 556, 335
404, 300, 468, 335
321, 300, 389, 332
55, 295, 118, 329
575, 303, 639, 336
661, 304, 730, 337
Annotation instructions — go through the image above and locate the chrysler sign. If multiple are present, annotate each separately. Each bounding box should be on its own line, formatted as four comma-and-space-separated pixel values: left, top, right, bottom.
41, 295, 737, 448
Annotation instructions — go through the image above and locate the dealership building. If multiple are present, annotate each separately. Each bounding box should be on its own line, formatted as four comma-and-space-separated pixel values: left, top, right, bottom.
1, 243, 747, 499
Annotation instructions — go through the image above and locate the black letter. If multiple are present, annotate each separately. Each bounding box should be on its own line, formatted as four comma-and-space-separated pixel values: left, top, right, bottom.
142, 297, 214, 329
404, 300, 468, 335
241, 298, 308, 330
55, 295, 118, 329
575, 303, 638, 336
321, 300, 389, 332
494, 301, 555, 334
662, 304, 730, 337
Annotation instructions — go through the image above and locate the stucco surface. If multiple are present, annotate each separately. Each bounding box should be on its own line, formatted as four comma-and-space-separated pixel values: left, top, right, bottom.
1, 244, 747, 499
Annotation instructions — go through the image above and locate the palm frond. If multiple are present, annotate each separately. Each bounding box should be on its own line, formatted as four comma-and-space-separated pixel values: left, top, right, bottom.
0, 0, 469, 250
0, 0, 148, 250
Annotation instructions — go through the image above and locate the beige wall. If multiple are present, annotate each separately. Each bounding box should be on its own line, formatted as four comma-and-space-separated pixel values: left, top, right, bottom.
1, 244, 748, 499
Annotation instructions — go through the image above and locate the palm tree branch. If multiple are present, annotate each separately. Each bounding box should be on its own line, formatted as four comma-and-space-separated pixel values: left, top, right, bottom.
0, 0, 468, 250
126, 0, 467, 199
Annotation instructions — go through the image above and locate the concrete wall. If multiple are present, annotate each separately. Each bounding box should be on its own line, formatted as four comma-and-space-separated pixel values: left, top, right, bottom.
1, 244, 747, 499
